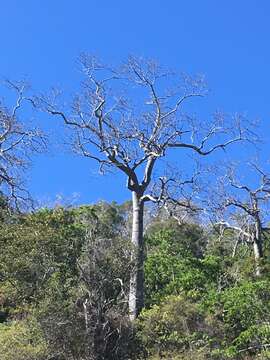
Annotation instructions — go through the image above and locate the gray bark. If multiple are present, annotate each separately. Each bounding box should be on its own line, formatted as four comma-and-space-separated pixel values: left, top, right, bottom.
253, 220, 263, 276
129, 191, 144, 321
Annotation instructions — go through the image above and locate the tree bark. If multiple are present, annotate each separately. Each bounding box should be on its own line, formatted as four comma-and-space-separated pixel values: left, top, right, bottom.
129, 191, 144, 321
253, 221, 263, 276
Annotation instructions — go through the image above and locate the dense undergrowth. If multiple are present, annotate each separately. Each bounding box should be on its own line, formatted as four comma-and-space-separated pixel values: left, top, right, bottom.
0, 201, 269, 359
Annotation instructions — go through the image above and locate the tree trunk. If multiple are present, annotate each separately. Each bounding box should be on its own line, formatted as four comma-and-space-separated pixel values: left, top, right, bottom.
129, 191, 144, 321
253, 221, 263, 276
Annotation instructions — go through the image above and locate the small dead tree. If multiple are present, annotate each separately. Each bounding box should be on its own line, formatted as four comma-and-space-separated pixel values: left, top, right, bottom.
0, 81, 45, 210
40, 55, 253, 319
145, 167, 203, 226
215, 163, 270, 276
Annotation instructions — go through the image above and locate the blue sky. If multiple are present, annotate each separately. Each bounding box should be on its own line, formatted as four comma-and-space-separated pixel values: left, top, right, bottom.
1, 1, 270, 205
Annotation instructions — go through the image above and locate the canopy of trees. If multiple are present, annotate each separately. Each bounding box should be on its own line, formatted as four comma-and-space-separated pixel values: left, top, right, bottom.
0, 203, 269, 359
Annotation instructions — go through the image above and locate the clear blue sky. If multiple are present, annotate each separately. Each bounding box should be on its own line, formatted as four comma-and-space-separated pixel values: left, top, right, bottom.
1, 1, 270, 205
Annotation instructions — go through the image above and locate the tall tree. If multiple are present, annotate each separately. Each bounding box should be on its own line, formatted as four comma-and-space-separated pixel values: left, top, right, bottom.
40, 55, 253, 319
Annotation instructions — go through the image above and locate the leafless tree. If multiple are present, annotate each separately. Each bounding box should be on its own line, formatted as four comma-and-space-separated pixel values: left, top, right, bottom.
213, 163, 270, 276
0, 81, 46, 210
39, 55, 254, 319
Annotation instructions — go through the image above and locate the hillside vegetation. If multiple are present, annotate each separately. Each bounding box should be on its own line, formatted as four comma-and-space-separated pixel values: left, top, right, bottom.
0, 201, 269, 360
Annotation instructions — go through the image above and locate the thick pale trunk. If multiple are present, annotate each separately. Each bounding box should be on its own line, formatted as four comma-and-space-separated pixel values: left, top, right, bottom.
253, 222, 263, 276
129, 191, 144, 321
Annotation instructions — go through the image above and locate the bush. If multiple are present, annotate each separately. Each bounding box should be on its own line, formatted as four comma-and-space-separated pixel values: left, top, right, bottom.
0, 319, 48, 360
137, 295, 213, 358
211, 280, 270, 359
145, 230, 222, 305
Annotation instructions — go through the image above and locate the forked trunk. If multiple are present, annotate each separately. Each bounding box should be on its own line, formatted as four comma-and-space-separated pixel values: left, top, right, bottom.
129, 191, 144, 321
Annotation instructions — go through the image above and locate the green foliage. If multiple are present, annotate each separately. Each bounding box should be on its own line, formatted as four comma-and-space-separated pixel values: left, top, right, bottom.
220, 280, 270, 331
0, 203, 135, 360
137, 295, 212, 358
145, 226, 221, 306
0, 319, 48, 360
0, 207, 83, 316
143, 220, 270, 359
211, 280, 270, 359
0, 205, 270, 359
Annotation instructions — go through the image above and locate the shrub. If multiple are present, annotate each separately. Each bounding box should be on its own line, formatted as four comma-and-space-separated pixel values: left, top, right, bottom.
137, 295, 212, 358
0, 319, 48, 360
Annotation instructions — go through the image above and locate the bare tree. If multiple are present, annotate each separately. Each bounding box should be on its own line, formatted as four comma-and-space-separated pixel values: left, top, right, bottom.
0, 81, 45, 210
39, 55, 253, 319
214, 163, 270, 276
